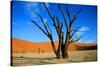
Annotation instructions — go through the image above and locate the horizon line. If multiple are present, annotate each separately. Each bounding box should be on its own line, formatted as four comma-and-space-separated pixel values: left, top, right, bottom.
11, 37, 97, 44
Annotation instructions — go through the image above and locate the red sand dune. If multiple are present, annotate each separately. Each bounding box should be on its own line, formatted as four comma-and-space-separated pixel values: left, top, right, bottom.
12, 38, 97, 53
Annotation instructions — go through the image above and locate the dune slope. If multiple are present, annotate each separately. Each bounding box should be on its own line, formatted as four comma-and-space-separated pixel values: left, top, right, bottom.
12, 38, 97, 53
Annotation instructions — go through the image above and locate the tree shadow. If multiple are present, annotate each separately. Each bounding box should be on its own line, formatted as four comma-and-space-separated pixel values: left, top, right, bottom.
13, 56, 56, 60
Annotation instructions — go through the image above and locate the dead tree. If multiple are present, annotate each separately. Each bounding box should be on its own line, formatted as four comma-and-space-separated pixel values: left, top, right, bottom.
58, 5, 82, 58
32, 2, 83, 59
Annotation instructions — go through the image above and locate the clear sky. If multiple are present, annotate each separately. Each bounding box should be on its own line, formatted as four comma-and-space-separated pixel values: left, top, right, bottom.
11, 1, 97, 43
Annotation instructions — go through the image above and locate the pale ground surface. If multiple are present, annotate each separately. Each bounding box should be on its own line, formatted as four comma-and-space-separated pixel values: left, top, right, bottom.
12, 50, 97, 66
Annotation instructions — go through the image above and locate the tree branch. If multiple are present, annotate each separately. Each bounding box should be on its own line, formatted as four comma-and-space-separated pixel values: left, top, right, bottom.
43, 3, 57, 28
64, 9, 82, 46
34, 12, 50, 35
70, 26, 81, 39
43, 3, 60, 36
66, 7, 72, 22
58, 4, 68, 30
32, 20, 49, 37
71, 9, 82, 25
70, 35, 83, 43
45, 21, 52, 34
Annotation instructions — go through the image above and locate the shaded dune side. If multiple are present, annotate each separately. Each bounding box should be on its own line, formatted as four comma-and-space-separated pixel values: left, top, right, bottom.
12, 38, 97, 53
76, 43, 97, 50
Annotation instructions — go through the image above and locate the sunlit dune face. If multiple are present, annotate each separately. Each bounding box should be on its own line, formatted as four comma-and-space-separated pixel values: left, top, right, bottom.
12, 38, 97, 53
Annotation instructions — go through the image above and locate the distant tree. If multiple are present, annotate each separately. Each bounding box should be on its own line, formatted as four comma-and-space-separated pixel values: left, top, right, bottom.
32, 2, 83, 59
38, 48, 41, 54
41, 50, 44, 53
22, 51, 25, 53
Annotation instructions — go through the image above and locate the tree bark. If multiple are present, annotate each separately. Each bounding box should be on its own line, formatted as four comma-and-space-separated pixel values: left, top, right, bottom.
61, 45, 68, 59
50, 38, 61, 59
57, 38, 62, 59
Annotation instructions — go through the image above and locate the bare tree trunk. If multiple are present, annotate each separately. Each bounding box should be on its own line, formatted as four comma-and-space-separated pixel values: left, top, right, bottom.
50, 38, 61, 59
61, 45, 68, 59
57, 49, 61, 59
57, 37, 62, 59
61, 41, 71, 59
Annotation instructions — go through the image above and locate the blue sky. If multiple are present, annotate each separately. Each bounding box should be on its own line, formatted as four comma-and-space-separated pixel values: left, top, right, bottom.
11, 1, 97, 43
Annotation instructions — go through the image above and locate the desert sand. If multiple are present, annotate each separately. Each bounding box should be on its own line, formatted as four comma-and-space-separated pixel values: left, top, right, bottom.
12, 50, 97, 66
11, 38, 97, 66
